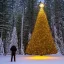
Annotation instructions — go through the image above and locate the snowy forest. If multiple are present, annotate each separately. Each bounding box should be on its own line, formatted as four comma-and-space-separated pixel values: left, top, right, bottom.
0, 0, 64, 55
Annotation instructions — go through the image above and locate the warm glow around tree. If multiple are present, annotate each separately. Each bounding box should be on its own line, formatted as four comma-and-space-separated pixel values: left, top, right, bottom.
26, 8, 57, 55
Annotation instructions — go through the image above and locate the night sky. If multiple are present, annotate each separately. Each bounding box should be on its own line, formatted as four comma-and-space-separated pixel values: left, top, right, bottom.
39, 0, 44, 2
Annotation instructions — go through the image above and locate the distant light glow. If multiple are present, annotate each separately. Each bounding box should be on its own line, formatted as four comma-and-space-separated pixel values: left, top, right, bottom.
39, 3, 44, 8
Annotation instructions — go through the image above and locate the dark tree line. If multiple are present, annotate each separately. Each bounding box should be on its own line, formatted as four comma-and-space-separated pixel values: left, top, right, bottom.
23, 0, 38, 53
0, 0, 38, 54
0, 0, 13, 54
45, 0, 64, 55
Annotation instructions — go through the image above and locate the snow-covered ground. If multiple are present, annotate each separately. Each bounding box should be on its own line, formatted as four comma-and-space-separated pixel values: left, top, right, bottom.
0, 52, 64, 64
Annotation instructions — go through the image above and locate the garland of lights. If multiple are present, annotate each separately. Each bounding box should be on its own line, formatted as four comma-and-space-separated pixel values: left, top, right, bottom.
26, 6, 57, 55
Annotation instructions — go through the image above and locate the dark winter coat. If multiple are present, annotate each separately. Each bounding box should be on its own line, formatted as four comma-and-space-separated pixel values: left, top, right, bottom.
10, 45, 17, 55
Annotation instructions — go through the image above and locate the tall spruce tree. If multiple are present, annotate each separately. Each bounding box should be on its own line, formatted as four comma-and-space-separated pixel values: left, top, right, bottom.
26, 7, 57, 55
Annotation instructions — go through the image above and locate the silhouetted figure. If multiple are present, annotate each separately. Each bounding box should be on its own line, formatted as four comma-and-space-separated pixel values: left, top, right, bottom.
10, 45, 17, 62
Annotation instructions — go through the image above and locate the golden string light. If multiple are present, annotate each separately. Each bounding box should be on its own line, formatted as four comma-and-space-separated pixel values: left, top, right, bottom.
26, 2, 57, 55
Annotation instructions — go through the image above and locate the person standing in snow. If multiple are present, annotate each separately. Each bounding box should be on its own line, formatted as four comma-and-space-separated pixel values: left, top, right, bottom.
10, 45, 17, 62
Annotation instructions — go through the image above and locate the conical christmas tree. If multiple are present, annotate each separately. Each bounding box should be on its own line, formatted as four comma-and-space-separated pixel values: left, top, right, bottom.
26, 7, 57, 55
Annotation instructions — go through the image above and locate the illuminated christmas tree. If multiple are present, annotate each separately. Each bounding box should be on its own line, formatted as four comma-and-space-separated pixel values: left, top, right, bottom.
26, 3, 57, 55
